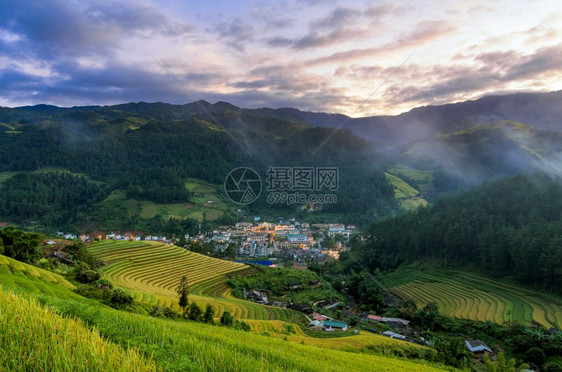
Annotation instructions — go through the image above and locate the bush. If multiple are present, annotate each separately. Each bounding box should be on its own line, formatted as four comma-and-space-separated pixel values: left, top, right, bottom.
75, 284, 103, 300
150, 306, 178, 319
109, 289, 133, 307
74, 264, 101, 284
92, 279, 112, 289
188, 302, 203, 321
203, 304, 215, 323
238, 321, 250, 332
544, 362, 562, 372
220, 311, 234, 326
524, 347, 546, 367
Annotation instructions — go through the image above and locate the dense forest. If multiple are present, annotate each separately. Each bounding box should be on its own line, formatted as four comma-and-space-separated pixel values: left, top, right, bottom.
0, 103, 398, 231
340, 173, 562, 293
0, 173, 109, 226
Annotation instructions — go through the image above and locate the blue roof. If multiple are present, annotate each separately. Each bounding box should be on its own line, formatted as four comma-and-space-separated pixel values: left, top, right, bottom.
323, 320, 347, 328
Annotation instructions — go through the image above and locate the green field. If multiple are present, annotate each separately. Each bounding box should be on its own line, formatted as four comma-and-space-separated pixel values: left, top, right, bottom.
0, 253, 448, 371
86, 241, 438, 354
98, 178, 230, 223
387, 268, 562, 329
88, 241, 307, 323
385, 172, 429, 210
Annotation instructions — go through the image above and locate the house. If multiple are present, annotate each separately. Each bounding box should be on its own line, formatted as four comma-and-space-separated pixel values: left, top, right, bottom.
309, 320, 323, 327
49, 251, 75, 266
287, 234, 308, 242
465, 339, 493, 353
313, 314, 332, 321
323, 320, 348, 332
379, 317, 410, 328
367, 314, 382, 322
245, 290, 268, 304
383, 331, 406, 340
288, 303, 314, 314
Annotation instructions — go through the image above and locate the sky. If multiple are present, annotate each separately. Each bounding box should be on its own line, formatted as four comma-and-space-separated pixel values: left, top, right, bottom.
1, 0, 561, 116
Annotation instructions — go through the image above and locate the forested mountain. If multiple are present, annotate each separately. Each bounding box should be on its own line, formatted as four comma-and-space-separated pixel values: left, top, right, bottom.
340, 173, 562, 294
0, 102, 397, 230
2, 92, 562, 232
396, 120, 562, 189
282, 90, 562, 146
284, 91, 562, 192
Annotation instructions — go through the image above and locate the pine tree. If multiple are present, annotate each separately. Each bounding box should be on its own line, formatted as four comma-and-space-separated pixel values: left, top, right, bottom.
176, 276, 189, 318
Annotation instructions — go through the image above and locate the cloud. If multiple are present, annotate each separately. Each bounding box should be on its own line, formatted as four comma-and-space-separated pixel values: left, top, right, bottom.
304, 20, 454, 66
381, 44, 562, 107
311, 7, 361, 30
0, 0, 191, 59
215, 18, 254, 50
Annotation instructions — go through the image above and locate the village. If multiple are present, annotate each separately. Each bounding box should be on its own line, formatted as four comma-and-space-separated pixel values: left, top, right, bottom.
53, 218, 357, 266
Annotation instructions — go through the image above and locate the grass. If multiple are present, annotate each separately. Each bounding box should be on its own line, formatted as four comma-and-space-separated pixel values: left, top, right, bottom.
87, 241, 436, 354
41, 294, 447, 372
387, 267, 562, 329
0, 254, 77, 298
0, 171, 19, 184
88, 241, 310, 324
0, 288, 158, 372
97, 178, 231, 223
384, 171, 429, 210
0, 251, 450, 371
88, 241, 272, 319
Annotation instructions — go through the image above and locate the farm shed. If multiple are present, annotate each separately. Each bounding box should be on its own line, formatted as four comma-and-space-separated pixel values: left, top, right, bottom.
323, 320, 348, 331
465, 339, 492, 353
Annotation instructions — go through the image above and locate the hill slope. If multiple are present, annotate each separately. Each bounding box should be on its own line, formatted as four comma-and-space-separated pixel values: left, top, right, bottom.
0, 252, 449, 371
341, 173, 562, 294
0, 101, 397, 231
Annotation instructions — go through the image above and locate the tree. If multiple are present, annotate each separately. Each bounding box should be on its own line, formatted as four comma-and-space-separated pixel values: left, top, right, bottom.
416, 302, 439, 330
220, 310, 234, 326
524, 347, 546, 367
109, 288, 133, 307
176, 276, 190, 317
74, 263, 101, 283
203, 304, 215, 323
188, 302, 203, 321
484, 352, 516, 372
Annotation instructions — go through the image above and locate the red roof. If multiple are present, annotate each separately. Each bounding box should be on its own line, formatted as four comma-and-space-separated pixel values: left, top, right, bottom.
313, 314, 329, 321
367, 314, 382, 321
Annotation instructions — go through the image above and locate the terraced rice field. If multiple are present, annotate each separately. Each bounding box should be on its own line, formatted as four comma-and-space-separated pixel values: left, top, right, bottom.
390, 269, 562, 328
88, 241, 307, 323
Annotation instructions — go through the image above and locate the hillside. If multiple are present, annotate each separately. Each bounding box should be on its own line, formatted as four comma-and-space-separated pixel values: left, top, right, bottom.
384, 266, 562, 329
0, 102, 397, 232
341, 173, 562, 294
396, 120, 562, 189
0, 251, 449, 371
282, 90, 562, 146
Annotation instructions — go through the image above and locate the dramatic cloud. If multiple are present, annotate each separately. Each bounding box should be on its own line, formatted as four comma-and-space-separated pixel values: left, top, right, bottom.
0, 0, 561, 115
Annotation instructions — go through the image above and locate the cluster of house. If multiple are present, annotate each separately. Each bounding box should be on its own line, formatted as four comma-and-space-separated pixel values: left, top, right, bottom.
209, 219, 355, 260
309, 314, 348, 332
52, 231, 176, 244
53, 218, 356, 264
363, 313, 496, 354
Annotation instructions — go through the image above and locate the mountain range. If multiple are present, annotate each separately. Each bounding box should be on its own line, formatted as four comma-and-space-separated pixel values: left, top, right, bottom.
1, 90, 561, 231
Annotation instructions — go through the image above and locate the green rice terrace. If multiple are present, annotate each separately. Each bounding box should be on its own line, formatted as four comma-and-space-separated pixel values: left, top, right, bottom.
386, 267, 562, 329
0, 253, 448, 371
86, 241, 435, 352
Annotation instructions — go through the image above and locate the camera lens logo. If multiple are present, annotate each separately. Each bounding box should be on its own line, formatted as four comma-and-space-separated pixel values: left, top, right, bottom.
224, 167, 261, 204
